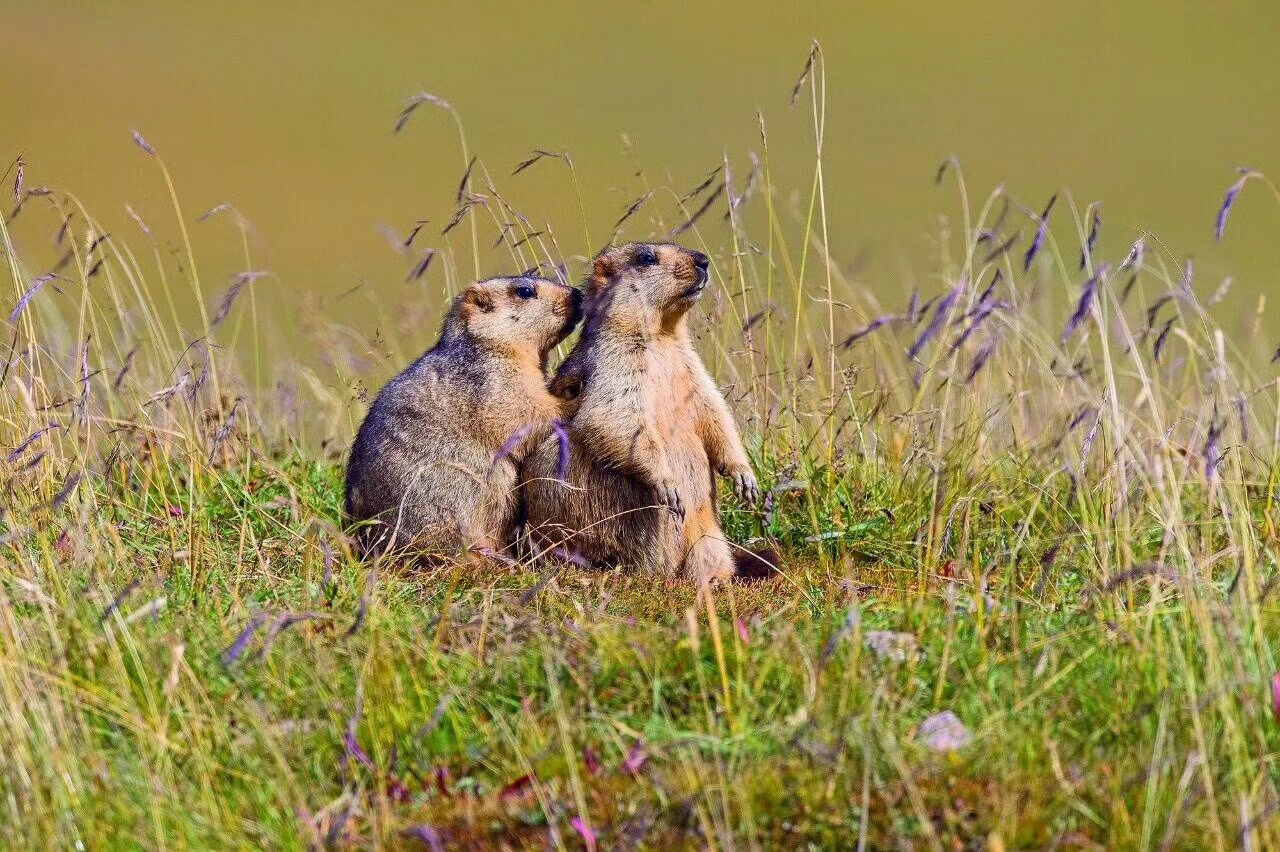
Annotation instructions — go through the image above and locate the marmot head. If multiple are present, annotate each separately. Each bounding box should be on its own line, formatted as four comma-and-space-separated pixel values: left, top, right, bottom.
587, 243, 710, 332
448, 276, 583, 362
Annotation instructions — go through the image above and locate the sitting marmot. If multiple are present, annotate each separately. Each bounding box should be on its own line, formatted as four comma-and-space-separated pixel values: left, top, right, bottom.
345, 276, 582, 559
521, 243, 765, 585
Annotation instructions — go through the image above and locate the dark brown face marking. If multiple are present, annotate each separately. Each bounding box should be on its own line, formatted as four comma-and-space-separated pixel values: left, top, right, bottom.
591, 255, 617, 295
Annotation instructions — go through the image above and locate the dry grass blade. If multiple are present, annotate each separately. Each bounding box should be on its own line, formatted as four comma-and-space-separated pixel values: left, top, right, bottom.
124, 204, 151, 237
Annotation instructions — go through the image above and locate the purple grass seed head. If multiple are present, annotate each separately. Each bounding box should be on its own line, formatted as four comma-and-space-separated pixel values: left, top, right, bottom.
908, 281, 964, 360
1121, 237, 1145, 272
343, 728, 375, 771
1061, 265, 1107, 345
1153, 317, 1176, 363
403, 826, 444, 852
964, 338, 998, 383
570, 818, 597, 851
9, 274, 60, 324
621, 740, 648, 775
394, 92, 452, 134
131, 129, 157, 156
7, 423, 60, 464
1022, 193, 1057, 272
1205, 414, 1223, 481
1235, 396, 1250, 444
491, 424, 535, 473
550, 547, 591, 569
1079, 206, 1102, 270
1214, 169, 1258, 241
839, 314, 895, 350
552, 419, 570, 481
221, 613, 266, 666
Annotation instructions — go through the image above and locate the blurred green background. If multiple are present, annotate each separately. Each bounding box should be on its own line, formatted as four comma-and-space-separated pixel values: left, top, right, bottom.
4, 1, 1278, 338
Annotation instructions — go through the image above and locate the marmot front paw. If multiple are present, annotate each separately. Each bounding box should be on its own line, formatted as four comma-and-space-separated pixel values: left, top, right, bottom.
654, 478, 685, 519
726, 467, 760, 504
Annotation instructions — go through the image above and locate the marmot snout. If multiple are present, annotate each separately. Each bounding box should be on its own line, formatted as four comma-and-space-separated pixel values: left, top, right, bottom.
345, 275, 581, 560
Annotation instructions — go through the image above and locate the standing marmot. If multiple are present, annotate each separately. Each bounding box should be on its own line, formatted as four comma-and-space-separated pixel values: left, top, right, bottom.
345, 276, 582, 559
521, 243, 761, 585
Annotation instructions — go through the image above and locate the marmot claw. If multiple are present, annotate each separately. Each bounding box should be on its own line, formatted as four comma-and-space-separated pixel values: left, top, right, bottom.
728, 467, 760, 504
655, 479, 685, 519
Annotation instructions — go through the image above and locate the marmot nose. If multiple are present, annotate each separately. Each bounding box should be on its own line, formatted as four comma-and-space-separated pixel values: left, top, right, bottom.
690, 251, 709, 272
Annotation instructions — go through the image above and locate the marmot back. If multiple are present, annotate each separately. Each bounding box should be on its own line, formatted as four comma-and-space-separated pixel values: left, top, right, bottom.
521, 243, 763, 585
345, 276, 581, 560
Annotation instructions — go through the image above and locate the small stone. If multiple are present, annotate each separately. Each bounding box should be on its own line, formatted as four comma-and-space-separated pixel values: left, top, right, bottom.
863, 630, 918, 662
917, 710, 972, 751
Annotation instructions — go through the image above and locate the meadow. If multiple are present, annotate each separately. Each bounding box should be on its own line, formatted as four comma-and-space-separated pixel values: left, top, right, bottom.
3, 50, 1280, 850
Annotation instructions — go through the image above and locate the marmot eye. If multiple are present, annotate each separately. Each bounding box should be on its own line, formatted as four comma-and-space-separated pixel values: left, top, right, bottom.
634, 247, 658, 267
514, 284, 537, 299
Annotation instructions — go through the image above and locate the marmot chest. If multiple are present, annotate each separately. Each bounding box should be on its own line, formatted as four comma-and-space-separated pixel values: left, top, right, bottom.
634, 344, 701, 449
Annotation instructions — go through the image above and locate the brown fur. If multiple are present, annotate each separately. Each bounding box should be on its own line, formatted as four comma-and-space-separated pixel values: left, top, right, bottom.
345, 276, 582, 560
521, 243, 760, 585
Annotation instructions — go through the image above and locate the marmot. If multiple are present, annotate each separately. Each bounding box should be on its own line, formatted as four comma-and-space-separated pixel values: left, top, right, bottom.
521, 243, 765, 585
345, 276, 582, 559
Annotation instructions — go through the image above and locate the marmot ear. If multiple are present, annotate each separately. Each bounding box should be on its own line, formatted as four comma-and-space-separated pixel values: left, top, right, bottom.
590, 256, 616, 295
464, 287, 495, 313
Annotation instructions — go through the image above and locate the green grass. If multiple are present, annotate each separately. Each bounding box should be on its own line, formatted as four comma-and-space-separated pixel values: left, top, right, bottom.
4, 51, 1280, 849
